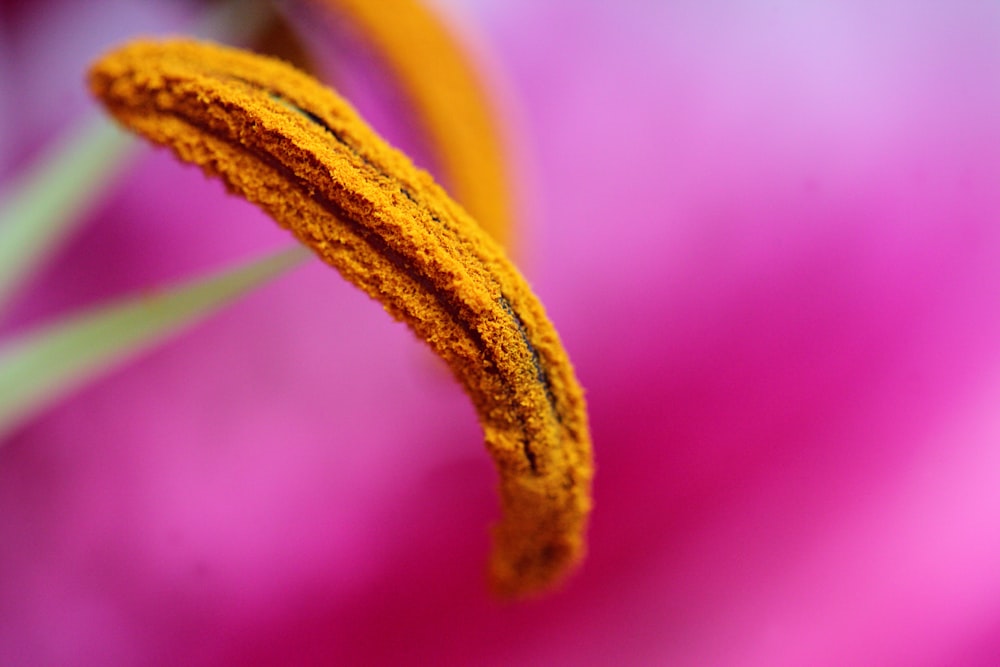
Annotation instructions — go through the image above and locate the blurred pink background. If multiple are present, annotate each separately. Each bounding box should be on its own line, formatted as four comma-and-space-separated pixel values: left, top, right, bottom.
3, 1, 1000, 664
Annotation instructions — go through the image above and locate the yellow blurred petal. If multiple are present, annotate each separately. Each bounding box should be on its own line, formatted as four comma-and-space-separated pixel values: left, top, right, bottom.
310, 0, 517, 250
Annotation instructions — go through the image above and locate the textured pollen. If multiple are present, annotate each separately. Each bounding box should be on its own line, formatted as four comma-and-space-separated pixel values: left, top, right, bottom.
88, 39, 592, 596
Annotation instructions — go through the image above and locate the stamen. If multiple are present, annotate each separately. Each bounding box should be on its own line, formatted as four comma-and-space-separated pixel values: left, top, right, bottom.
88, 39, 592, 597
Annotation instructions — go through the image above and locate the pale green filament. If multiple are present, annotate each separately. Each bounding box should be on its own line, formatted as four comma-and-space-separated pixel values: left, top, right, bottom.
0, 247, 309, 441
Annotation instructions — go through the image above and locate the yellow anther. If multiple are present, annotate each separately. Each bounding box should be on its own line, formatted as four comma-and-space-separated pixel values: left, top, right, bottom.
89, 39, 592, 596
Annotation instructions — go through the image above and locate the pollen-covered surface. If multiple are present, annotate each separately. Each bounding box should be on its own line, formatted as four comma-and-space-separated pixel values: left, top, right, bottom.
88, 39, 591, 596
310, 0, 516, 249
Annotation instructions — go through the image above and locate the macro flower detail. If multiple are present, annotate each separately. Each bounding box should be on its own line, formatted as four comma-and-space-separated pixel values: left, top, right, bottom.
7, 1, 1000, 664
88, 38, 593, 596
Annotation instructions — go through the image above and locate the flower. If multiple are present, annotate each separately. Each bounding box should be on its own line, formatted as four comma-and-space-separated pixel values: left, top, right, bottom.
4, 1, 1000, 665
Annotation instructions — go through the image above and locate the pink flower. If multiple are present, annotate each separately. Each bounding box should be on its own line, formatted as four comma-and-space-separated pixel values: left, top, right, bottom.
3, 1, 1000, 664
